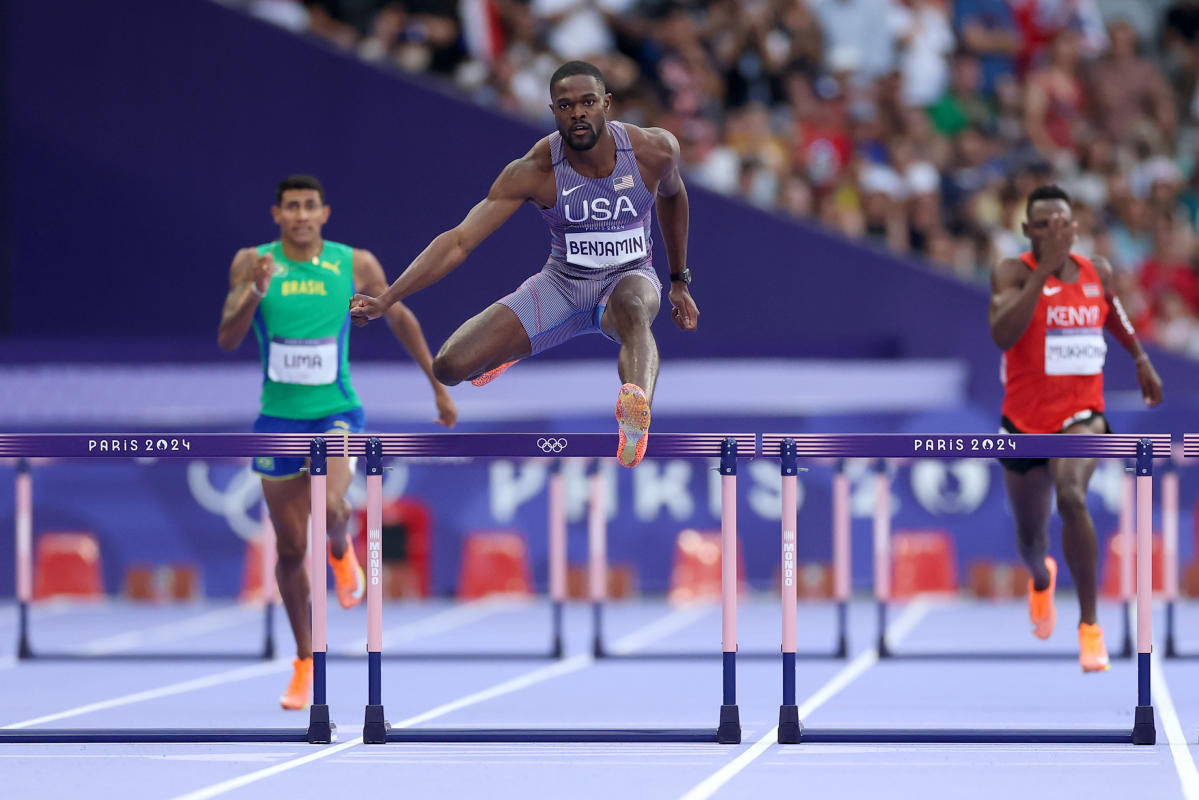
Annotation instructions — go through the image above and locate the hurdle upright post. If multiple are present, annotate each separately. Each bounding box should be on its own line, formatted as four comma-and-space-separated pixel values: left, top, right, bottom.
260, 503, 277, 660
778, 439, 801, 744
589, 459, 608, 658
1132, 438, 1156, 745
873, 459, 892, 658
15, 458, 33, 660
548, 459, 567, 659
306, 437, 334, 744
1163, 459, 1179, 658
363, 437, 389, 744
717, 437, 742, 744
1119, 467, 1135, 659
833, 459, 851, 658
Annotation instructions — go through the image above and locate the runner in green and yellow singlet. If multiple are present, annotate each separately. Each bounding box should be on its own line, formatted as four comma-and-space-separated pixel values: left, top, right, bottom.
218, 175, 457, 710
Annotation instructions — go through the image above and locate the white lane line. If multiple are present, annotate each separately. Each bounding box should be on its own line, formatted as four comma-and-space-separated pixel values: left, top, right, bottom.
1152, 651, 1199, 800
677, 597, 934, 800
1, 660, 291, 729
607, 604, 712, 655
81, 606, 257, 655
166, 606, 705, 800
1, 601, 506, 728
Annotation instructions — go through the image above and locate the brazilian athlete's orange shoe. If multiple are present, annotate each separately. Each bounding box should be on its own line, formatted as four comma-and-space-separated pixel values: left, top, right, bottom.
280, 657, 313, 710
1028, 556, 1057, 640
471, 361, 519, 387
1079, 622, 1111, 673
329, 540, 365, 610
615, 383, 651, 468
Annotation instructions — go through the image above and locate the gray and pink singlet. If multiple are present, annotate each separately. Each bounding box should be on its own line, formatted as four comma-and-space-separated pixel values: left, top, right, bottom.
499, 120, 662, 353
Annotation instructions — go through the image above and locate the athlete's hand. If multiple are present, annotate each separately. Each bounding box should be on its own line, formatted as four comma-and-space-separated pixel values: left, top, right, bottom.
434, 386, 458, 427
349, 293, 387, 326
1035, 214, 1076, 277
253, 252, 275, 295
669, 284, 699, 331
1136, 356, 1163, 407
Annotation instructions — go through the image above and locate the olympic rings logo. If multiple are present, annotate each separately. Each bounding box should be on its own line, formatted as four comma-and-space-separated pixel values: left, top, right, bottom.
536, 437, 568, 453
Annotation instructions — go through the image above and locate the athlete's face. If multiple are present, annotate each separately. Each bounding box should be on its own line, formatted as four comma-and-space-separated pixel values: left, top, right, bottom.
272, 189, 330, 247
550, 76, 611, 152
1023, 198, 1075, 256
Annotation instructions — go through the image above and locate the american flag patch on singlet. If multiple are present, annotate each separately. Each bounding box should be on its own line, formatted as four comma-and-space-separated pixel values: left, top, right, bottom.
613, 174, 634, 191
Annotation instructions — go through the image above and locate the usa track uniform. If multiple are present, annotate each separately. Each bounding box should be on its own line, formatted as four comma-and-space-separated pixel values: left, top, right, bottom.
498, 121, 662, 354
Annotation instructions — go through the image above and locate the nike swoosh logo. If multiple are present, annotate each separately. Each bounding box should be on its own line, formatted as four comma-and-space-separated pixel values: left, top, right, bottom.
561, 185, 584, 197
1043, 285, 1063, 296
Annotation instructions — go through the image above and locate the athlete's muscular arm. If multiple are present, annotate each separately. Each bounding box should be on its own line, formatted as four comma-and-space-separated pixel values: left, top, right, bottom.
353, 249, 458, 426
1094, 256, 1163, 407
988, 258, 1049, 351
640, 127, 698, 331
217, 248, 274, 352
350, 146, 550, 325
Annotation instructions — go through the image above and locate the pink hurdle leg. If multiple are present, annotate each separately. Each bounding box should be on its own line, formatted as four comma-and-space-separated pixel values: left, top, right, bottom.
717, 438, 740, 745
306, 438, 333, 743
1132, 440, 1155, 745
873, 461, 891, 656
16, 459, 33, 658
833, 461, 851, 657
363, 437, 388, 744
548, 462, 566, 657
1164, 467, 1180, 656
588, 462, 607, 657
778, 440, 800, 743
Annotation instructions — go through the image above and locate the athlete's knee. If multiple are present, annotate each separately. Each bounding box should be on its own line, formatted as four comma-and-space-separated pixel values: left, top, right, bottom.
275, 526, 307, 565
1056, 486, 1089, 520
610, 293, 655, 330
432, 346, 467, 386
325, 494, 351, 530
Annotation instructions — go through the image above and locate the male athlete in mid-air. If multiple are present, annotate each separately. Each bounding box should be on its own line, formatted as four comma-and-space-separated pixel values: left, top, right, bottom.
349, 60, 698, 467
989, 184, 1163, 672
218, 175, 456, 708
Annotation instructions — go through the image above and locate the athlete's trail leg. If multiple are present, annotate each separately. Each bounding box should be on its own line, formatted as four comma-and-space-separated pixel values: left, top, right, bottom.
262, 475, 314, 658
433, 303, 531, 385
1003, 465, 1054, 590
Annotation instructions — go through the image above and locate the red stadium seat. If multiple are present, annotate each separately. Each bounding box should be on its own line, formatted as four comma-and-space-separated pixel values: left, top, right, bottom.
458, 531, 532, 599
891, 530, 957, 598
33, 531, 103, 600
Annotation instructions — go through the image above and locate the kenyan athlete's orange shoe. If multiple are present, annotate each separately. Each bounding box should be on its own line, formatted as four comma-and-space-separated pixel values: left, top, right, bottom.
1079, 622, 1111, 673
471, 361, 518, 387
1028, 556, 1057, 640
328, 540, 365, 610
280, 657, 313, 710
615, 383, 651, 468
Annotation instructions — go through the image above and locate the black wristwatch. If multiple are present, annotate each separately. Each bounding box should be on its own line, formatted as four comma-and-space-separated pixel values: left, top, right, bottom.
670, 268, 692, 286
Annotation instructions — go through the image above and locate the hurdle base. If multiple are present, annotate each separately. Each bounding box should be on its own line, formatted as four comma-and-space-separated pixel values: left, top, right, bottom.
306, 704, 334, 744
778, 705, 800, 744
798, 727, 1134, 744
717, 704, 741, 744
364, 704, 390, 745
0, 728, 312, 744
1132, 705, 1156, 745
385, 728, 722, 743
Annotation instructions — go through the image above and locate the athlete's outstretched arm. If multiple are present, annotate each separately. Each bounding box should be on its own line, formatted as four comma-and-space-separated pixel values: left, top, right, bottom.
353, 249, 458, 426
218, 248, 273, 352
1094, 256, 1163, 406
349, 156, 543, 325
651, 129, 698, 331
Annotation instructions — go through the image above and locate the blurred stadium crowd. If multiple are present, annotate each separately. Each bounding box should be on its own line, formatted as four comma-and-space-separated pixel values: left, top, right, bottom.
224, 0, 1199, 358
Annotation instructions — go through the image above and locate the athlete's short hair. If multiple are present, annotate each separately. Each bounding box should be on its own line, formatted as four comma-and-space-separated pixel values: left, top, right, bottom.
275, 174, 325, 205
549, 61, 606, 94
1026, 184, 1070, 216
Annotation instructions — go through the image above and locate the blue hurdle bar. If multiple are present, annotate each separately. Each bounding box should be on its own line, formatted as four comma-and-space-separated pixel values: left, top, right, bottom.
763, 433, 1166, 746
367, 433, 753, 745
0, 434, 336, 744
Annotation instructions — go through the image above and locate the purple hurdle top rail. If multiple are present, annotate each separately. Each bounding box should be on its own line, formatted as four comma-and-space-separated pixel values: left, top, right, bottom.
0, 435, 337, 745
763, 433, 1167, 746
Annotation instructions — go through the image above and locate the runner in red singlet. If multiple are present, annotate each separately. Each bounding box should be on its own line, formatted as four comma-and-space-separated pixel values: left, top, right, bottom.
989, 185, 1163, 672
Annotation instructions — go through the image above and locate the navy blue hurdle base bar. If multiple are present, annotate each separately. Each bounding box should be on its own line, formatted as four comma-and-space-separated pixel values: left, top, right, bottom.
347, 433, 755, 745
764, 433, 1166, 746
0, 435, 340, 744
